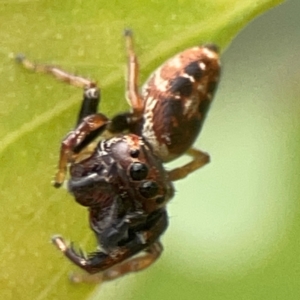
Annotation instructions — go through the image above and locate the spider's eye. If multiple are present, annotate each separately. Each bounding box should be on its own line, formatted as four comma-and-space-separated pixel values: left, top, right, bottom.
130, 162, 148, 181
130, 149, 140, 158
139, 181, 159, 198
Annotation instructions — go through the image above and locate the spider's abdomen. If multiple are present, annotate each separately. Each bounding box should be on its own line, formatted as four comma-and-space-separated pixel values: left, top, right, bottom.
141, 45, 221, 162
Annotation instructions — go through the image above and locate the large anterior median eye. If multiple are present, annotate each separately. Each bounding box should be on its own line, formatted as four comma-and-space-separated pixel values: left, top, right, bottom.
139, 181, 159, 198
129, 162, 149, 181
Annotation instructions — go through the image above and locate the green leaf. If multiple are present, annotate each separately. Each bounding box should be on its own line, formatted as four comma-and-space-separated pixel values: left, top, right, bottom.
0, 0, 284, 299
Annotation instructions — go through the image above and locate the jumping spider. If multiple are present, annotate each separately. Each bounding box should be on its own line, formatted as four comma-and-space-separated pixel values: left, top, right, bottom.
16, 30, 220, 283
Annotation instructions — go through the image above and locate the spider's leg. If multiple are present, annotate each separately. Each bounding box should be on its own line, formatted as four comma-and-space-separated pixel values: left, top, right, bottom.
168, 148, 210, 181
16, 55, 107, 185
54, 86, 109, 187
52, 209, 168, 280
16, 54, 101, 124
124, 29, 144, 114
70, 241, 163, 284
108, 30, 144, 134
16, 54, 95, 88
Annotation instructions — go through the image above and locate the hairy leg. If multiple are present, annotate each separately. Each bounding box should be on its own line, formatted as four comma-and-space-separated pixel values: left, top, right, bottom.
16, 54, 95, 88
168, 148, 210, 181
108, 30, 144, 134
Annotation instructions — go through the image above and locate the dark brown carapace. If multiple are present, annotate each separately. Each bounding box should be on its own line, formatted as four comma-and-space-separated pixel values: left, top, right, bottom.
16, 30, 220, 283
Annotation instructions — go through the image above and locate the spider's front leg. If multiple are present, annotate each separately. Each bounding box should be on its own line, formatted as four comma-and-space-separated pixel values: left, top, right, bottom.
108, 29, 144, 134
52, 208, 168, 282
16, 54, 110, 187
54, 86, 110, 187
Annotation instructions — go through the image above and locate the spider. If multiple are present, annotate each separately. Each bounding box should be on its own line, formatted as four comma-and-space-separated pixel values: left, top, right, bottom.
16, 30, 220, 283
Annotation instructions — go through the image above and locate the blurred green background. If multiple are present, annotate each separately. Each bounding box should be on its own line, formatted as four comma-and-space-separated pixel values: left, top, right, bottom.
133, 1, 300, 300
1, 0, 300, 299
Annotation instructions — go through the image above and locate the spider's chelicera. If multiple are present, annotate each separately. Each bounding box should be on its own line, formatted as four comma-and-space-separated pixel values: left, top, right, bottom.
16, 30, 221, 283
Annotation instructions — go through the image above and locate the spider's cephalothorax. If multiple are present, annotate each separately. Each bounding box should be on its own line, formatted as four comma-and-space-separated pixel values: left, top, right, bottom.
60, 132, 174, 276
16, 30, 220, 283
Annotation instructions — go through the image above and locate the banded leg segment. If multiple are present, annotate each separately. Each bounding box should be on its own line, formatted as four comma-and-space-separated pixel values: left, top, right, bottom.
168, 148, 210, 181
16, 54, 95, 88
77, 84, 100, 124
